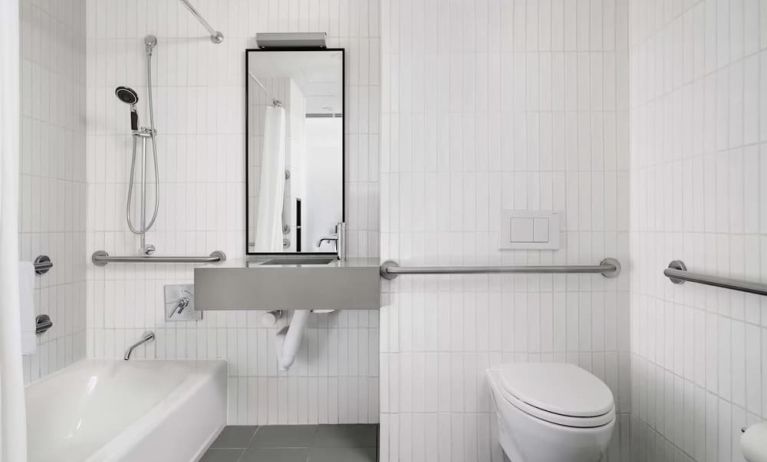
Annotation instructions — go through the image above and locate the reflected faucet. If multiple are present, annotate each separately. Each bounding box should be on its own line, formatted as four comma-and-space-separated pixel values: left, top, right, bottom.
317, 236, 338, 247
124, 331, 155, 360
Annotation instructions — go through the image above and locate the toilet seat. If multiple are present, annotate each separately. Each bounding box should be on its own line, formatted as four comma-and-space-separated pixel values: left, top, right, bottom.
493, 363, 615, 428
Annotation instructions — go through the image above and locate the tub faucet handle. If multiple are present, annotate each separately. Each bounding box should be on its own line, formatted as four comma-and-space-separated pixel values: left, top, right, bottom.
174, 289, 193, 316
164, 284, 201, 322
176, 296, 190, 315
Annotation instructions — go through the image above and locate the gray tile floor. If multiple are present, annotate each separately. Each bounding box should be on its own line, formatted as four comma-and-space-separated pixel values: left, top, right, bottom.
201, 425, 379, 462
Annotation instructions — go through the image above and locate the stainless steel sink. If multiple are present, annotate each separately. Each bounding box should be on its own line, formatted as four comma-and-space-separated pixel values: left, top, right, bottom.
259, 257, 336, 266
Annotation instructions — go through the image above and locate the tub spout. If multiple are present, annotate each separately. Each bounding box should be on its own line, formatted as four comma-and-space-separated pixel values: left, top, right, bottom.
124, 331, 155, 360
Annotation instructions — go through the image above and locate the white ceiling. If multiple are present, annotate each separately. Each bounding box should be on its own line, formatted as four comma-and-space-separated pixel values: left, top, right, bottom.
248, 51, 343, 114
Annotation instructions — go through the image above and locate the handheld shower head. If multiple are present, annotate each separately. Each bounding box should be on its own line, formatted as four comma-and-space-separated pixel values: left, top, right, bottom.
115, 86, 139, 105
115, 86, 139, 131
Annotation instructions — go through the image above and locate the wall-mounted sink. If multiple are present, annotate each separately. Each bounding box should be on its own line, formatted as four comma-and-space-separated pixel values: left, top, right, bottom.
259, 257, 336, 266
194, 258, 380, 311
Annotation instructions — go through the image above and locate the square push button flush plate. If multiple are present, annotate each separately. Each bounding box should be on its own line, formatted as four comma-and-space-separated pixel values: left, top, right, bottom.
500, 211, 560, 250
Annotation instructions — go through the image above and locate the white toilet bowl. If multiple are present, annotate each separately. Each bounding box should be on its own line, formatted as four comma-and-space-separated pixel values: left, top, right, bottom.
487, 363, 615, 462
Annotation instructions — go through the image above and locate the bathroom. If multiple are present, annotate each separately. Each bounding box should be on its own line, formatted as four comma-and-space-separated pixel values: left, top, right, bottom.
0, 0, 766, 461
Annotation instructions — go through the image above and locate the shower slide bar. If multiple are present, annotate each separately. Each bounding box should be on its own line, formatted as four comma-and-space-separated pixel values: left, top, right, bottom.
179, 0, 224, 44
380, 258, 621, 280
664, 260, 767, 297
91, 250, 226, 267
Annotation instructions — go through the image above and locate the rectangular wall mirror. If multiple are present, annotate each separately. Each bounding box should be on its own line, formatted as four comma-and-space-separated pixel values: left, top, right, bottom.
246, 48, 344, 255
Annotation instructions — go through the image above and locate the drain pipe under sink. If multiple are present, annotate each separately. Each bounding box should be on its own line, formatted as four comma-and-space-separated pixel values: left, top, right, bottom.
275, 310, 310, 371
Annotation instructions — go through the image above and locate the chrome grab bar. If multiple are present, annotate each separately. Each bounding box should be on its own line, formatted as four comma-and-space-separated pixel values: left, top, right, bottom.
664, 260, 767, 296
380, 258, 621, 280
92, 250, 226, 266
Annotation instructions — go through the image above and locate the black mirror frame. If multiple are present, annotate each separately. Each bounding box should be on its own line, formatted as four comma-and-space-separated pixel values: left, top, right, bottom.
245, 47, 345, 256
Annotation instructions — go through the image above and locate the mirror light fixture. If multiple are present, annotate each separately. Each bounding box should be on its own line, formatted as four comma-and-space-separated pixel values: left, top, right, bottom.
256, 32, 327, 49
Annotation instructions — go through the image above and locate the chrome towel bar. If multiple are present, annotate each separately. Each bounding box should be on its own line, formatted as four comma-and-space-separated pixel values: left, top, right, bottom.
664, 260, 767, 296
380, 258, 621, 280
92, 250, 226, 266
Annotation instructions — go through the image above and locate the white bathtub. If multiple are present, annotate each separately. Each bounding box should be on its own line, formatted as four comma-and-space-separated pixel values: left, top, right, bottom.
26, 359, 227, 462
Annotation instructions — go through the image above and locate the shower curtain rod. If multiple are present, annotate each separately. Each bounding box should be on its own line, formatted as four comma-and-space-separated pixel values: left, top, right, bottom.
248, 72, 283, 106
179, 0, 223, 44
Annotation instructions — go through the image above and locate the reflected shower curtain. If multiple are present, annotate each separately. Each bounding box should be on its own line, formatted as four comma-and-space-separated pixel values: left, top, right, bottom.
0, 0, 29, 459
254, 106, 287, 251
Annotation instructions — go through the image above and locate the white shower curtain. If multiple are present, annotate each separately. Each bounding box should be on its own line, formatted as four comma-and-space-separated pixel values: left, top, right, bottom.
254, 106, 287, 252
0, 0, 29, 460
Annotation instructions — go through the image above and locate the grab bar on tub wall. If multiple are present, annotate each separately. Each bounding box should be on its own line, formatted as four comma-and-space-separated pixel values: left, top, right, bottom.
380, 258, 621, 280
664, 260, 767, 297
91, 250, 226, 266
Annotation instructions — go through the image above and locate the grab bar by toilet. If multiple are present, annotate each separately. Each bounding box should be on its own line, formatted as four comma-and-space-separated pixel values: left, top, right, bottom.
380, 258, 621, 280
664, 260, 767, 296
91, 250, 226, 266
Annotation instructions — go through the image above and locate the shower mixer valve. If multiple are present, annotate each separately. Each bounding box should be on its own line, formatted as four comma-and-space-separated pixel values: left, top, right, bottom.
175, 294, 191, 315
164, 285, 201, 322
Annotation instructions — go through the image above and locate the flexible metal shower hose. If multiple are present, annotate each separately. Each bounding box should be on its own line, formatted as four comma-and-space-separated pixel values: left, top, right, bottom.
126, 46, 160, 235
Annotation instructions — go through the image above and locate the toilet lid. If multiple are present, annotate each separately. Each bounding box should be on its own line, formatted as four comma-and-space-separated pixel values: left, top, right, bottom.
497, 363, 614, 418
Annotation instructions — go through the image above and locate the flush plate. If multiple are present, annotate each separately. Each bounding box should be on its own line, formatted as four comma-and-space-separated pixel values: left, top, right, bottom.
500, 210, 561, 250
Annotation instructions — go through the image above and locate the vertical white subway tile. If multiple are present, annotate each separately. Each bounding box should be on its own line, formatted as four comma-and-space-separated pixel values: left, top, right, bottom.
629, 0, 767, 460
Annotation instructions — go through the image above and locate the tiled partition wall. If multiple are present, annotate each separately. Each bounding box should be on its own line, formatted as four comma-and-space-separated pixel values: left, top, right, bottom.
628, 1, 767, 461
85, 0, 380, 424
380, 0, 631, 460
19, 0, 87, 384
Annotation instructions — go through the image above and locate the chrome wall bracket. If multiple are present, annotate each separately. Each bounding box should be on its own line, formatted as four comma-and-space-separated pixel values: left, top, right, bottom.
666, 260, 687, 284
601, 258, 622, 278
35, 314, 53, 335
34, 255, 53, 275
380, 260, 400, 280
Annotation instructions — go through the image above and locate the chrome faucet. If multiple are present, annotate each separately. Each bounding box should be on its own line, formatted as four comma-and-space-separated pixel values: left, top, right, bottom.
317, 236, 338, 247
316, 222, 346, 260
124, 331, 155, 360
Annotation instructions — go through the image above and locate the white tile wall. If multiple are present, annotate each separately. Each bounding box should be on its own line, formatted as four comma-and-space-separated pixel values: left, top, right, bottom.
23, 0, 764, 455
20, 0, 88, 384
380, 0, 632, 460
628, 0, 767, 461
85, 0, 380, 424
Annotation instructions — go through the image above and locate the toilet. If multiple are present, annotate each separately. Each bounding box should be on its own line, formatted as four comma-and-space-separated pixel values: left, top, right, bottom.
487, 363, 615, 462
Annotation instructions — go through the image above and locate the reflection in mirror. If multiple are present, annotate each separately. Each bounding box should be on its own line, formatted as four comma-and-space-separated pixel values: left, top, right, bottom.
247, 49, 344, 255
